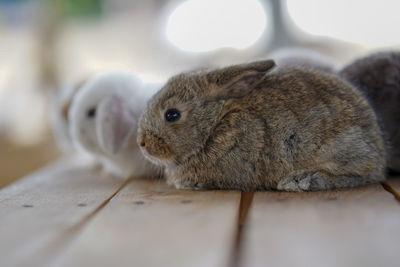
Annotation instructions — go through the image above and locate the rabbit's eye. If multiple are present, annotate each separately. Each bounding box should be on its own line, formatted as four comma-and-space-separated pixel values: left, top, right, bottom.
87, 108, 96, 118
164, 108, 181, 122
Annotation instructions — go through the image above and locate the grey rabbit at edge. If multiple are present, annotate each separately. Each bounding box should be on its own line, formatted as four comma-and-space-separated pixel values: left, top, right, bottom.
339, 51, 400, 173
138, 59, 386, 191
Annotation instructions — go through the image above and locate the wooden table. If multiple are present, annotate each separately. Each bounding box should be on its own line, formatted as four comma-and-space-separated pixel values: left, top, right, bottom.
1, 158, 399, 267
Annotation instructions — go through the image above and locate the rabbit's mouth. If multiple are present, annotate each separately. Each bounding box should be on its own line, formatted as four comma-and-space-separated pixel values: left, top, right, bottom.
139, 147, 173, 167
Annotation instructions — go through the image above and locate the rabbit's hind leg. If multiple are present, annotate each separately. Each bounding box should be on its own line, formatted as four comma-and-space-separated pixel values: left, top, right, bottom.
277, 171, 372, 192
277, 171, 333, 192
277, 170, 373, 192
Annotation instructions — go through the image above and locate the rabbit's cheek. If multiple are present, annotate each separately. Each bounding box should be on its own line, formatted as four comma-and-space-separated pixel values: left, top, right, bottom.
148, 142, 173, 160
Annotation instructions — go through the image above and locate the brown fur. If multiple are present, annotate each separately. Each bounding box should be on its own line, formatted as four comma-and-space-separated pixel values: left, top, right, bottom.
138, 60, 386, 191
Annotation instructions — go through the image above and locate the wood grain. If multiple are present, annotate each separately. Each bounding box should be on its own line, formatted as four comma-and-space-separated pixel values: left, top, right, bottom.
0, 158, 125, 267
52, 177, 240, 267
240, 179, 400, 267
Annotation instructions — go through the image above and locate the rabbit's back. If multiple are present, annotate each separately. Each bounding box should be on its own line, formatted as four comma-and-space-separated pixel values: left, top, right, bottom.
250, 67, 380, 138
236, 67, 386, 189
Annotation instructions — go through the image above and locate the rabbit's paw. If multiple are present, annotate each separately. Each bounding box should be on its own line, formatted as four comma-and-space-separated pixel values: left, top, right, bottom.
174, 182, 203, 190
169, 178, 204, 190
277, 172, 331, 192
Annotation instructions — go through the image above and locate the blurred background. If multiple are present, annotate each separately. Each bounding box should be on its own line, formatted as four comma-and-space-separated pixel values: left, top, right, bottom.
0, 0, 399, 188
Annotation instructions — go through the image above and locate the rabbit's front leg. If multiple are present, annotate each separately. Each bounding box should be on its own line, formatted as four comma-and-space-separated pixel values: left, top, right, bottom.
165, 168, 205, 190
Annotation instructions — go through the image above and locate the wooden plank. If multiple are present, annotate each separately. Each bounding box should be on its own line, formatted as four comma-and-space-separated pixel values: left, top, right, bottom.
0, 157, 125, 267
52, 178, 240, 267
241, 179, 400, 267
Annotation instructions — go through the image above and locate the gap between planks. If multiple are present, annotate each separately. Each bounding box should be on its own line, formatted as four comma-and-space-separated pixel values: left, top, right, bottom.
18, 177, 132, 267
230, 191, 254, 267
68, 177, 133, 232
381, 181, 400, 202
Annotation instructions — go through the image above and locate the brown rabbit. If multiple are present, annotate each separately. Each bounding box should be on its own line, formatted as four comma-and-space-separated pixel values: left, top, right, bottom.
339, 51, 400, 173
138, 60, 386, 191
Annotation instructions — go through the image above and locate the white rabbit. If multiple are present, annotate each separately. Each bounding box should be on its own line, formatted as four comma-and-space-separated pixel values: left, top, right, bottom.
68, 71, 161, 178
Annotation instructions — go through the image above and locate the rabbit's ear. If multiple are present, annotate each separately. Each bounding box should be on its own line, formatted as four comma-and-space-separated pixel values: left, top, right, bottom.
96, 95, 136, 154
207, 59, 276, 99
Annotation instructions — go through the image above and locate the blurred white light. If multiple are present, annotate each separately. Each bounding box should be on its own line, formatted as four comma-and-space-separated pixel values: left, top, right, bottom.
135, 72, 166, 84
166, 0, 267, 52
286, 0, 400, 47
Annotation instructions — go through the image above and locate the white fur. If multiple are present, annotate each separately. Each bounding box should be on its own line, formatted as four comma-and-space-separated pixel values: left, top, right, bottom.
51, 83, 79, 154
68, 71, 161, 178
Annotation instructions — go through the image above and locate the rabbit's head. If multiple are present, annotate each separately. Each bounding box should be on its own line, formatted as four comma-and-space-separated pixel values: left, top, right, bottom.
138, 60, 276, 167
69, 72, 141, 156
